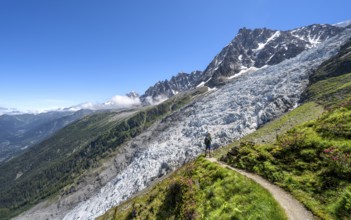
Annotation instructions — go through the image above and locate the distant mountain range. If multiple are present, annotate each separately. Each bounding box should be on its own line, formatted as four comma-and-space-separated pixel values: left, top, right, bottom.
0, 109, 93, 163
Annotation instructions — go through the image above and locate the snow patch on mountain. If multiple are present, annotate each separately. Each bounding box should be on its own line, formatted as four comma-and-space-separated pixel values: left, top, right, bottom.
254, 31, 281, 52
196, 77, 212, 88
0, 107, 21, 115
228, 66, 260, 79
63, 28, 351, 220
334, 19, 351, 28
290, 27, 321, 48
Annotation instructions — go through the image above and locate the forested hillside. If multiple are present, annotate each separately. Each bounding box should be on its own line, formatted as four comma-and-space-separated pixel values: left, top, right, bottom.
0, 88, 205, 220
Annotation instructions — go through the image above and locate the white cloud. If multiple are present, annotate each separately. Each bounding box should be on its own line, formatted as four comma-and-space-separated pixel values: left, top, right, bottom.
104, 95, 141, 108
66, 95, 141, 111
145, 95, 168, 105
79, 102, 96, 109
66, 102, 96, 111
0, 94, 142, 115
334, 19, 351, 27
0, 106, 21, 115
0, 107, 8, 115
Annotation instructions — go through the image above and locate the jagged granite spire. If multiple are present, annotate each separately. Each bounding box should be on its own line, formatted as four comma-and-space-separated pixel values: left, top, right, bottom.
140, 70, 202, 104
201, 24, 345, 87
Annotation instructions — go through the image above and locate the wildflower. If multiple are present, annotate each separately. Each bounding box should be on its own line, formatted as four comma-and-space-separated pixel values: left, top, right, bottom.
324, 149, 331, 153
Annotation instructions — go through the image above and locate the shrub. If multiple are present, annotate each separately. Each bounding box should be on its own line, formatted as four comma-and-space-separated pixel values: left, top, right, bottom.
299, 149, 317, 162
276, 128, 306, 151
159, 176, 198, 220
322, 147, 351, 179
330, 186, 351, 218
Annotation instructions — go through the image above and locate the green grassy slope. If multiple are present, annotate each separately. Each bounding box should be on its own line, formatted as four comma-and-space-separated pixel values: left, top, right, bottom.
308, 39, 351, 84
302, 38, 351, 108
303, 72, 351, 108
98, 157, 287, 220
215, 102, 325, 158
222, 101, 351, 219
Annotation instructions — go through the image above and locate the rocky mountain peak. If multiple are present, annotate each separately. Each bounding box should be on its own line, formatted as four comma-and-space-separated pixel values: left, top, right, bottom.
201, 24, 346, 87
140, 23, 348, 103
126, 91, 140, 99
140, 70, 202, 104
290, 24, 344, 47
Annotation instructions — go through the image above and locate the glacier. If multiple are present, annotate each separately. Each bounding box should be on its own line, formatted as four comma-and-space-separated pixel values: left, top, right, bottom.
63, 29, 351, 220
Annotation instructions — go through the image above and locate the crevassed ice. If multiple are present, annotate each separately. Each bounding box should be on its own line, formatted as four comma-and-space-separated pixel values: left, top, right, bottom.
64, 29, 351, 220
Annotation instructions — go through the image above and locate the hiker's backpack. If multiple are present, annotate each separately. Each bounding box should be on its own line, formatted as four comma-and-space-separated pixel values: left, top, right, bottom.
205, 136, 211, 145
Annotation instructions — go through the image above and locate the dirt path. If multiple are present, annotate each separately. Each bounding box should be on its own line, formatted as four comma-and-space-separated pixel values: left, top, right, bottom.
206, 158, 316, 220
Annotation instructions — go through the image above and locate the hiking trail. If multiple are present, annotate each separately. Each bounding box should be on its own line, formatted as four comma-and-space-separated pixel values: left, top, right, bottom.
206, 157, 316, 220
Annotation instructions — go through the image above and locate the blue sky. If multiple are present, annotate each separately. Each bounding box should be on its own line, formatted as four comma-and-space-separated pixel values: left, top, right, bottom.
0, 0, 350, 112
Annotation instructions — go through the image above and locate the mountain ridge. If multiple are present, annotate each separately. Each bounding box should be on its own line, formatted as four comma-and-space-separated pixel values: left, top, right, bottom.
0, 109, 93, 163
140, 70, 202, 105
141, 24, 346, 99
202, 24, 345, 87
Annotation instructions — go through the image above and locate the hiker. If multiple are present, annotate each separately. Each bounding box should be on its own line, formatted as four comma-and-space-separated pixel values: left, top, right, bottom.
204, 133, 212, 157
131, 202, 137, 218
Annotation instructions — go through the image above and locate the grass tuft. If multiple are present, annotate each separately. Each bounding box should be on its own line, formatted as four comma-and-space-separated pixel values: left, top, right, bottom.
98, 157, 287, 220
